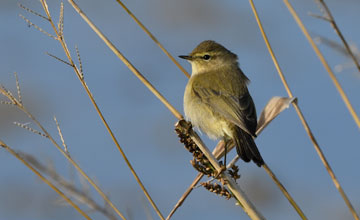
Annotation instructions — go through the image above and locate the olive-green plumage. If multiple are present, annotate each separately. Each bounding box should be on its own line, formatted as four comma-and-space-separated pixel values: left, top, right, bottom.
180, 40, 264, 167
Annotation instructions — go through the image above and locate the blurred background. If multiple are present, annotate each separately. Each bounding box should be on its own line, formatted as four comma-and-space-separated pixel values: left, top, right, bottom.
1, 0, 360, 219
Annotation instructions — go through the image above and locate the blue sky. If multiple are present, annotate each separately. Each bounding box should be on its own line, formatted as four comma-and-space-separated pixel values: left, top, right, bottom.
0, 0, 359, 219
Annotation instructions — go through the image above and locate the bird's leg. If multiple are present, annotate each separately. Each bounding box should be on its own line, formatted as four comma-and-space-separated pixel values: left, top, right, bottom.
221, 139, 232, 173
214, 139, 229, 179
223, 141, 227, 170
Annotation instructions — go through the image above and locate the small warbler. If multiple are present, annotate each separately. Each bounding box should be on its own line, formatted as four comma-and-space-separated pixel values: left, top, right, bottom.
180, 40, 264, 167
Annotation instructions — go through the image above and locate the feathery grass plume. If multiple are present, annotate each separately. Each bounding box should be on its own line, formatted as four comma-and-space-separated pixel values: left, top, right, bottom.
287, 0, 360, 130
20, 152, 117, 220
312, 0, 360, 74
314, 35, 360, 74
0, 140, 92, 220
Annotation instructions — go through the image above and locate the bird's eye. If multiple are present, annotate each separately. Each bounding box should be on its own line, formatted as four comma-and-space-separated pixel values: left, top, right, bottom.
203, 55, 211, 60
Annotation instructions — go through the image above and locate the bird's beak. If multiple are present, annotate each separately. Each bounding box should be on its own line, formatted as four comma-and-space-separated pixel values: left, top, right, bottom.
179, 55, 193, 61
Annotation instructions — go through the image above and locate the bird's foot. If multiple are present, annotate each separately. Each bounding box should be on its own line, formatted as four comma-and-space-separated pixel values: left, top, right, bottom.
213, 163, 227, 179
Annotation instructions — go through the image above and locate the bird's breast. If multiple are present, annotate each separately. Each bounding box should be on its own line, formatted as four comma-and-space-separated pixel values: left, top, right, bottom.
183, 82, 233, 140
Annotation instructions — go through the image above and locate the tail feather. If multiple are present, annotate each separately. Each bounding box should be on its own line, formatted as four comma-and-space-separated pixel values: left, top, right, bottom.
234, 127, 264, 167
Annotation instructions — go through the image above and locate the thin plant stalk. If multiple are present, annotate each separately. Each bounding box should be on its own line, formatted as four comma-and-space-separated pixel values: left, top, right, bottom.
68, 0, 182, 121
38, 0, 159, 219
0, 140, 92, 220
250, 1, 359, 220
106, 1, 306, 218
315, 0, 360, 73
21, 1, 127, 218
284, 2, 359, 219
262, 164, 306, 220
67, 1, 266, 219
292, 0, 360, 130
114, 0, 190, 78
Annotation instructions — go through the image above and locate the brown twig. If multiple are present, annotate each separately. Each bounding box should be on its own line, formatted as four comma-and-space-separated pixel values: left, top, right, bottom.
252, 1, 359, 220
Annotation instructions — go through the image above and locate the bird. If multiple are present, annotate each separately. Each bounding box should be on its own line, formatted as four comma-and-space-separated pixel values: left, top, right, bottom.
179, 40, 264, 167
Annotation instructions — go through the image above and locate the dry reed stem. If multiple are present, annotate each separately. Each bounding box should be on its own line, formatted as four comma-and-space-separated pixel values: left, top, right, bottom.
66, 1, 169, 219
67, 0, 267, 219
252, 1, 359, 220
262, 164, 307, 220
68, 0, 182, 121
284, 2, 360, 219
315, 0, 360, 73
20, 2, 128, 217
114, 0, 190, 79
290, 1, 360, 130
0, 140, 92, 220
165, 174, 202, 220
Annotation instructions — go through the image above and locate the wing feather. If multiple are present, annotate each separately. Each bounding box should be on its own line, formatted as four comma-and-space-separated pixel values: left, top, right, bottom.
192, 85, 257, 137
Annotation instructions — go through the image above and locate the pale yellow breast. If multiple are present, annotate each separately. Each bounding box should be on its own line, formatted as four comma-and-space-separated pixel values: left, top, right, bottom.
183, 78, 233, 140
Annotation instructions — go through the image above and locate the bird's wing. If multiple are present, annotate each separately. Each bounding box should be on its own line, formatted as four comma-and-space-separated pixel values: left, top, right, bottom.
192, 85, 257, 137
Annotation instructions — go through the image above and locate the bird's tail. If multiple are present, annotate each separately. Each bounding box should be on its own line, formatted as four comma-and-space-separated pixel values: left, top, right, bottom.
233, 127, 264, 167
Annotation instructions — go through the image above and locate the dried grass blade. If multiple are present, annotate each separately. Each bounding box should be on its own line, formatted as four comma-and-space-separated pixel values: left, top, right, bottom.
46, 52, 73, 67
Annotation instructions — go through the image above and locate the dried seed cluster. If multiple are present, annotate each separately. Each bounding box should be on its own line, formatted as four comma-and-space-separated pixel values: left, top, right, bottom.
175, 120, 243, 201
175, 120, 215, 177
201, 181, 232, 200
